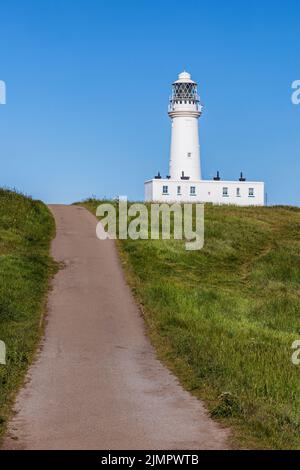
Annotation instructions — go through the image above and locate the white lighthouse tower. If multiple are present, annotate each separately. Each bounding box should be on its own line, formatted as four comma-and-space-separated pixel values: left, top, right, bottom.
168, 71, 202, 181
144, 71, 265, 206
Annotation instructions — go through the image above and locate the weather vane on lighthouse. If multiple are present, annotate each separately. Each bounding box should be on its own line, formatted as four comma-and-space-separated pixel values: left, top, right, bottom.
145, 70, 264, 206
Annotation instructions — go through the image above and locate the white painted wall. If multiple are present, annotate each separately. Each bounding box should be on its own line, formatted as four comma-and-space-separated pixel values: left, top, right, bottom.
169, 114, 201, 180
145, 179, 265, 206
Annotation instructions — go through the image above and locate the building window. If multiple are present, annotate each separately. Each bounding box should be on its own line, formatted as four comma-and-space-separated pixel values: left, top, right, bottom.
236, 188, 241, 197
177, 186, 181, 195
187, 152, 191, 158
223, 187, 229, 197
249, 188, 254, 197
190, 186, 196, 196
162, 185, 168, 195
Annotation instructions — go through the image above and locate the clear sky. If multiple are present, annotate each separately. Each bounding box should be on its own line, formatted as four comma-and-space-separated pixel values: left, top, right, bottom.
0, 0, 299, 205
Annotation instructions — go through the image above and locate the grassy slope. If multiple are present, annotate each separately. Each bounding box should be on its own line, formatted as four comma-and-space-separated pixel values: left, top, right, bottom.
0, 189, 56, 439
82, 199, 300, 449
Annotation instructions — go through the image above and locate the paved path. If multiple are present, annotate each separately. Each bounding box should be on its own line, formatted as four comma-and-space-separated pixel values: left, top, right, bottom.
3, 205, 229, 450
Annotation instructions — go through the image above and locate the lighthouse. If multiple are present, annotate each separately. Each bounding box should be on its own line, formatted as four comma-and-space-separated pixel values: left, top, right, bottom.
168, 71, 202, 180
144, 71, 265, 206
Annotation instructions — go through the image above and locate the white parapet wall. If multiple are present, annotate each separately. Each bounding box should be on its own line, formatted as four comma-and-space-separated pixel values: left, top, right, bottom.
145, 179, 265, 206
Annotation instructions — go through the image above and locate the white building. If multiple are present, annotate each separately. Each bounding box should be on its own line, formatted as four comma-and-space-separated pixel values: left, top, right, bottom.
145, 71, 265, 206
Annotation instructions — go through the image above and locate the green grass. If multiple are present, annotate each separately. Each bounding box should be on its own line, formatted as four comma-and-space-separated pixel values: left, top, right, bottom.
0, 189, 56, 440
81, 198, 300, 449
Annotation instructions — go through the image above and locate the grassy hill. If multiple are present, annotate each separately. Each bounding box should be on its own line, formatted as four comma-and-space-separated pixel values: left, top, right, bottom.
82, 198, 300, 449
0, 189, 56, 440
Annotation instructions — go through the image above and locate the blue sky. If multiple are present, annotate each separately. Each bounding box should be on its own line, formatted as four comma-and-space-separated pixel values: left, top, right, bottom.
0, 0, 299, 204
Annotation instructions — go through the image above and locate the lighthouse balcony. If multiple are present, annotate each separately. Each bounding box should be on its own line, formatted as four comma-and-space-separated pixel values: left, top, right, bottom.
168, 101, 202, 112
